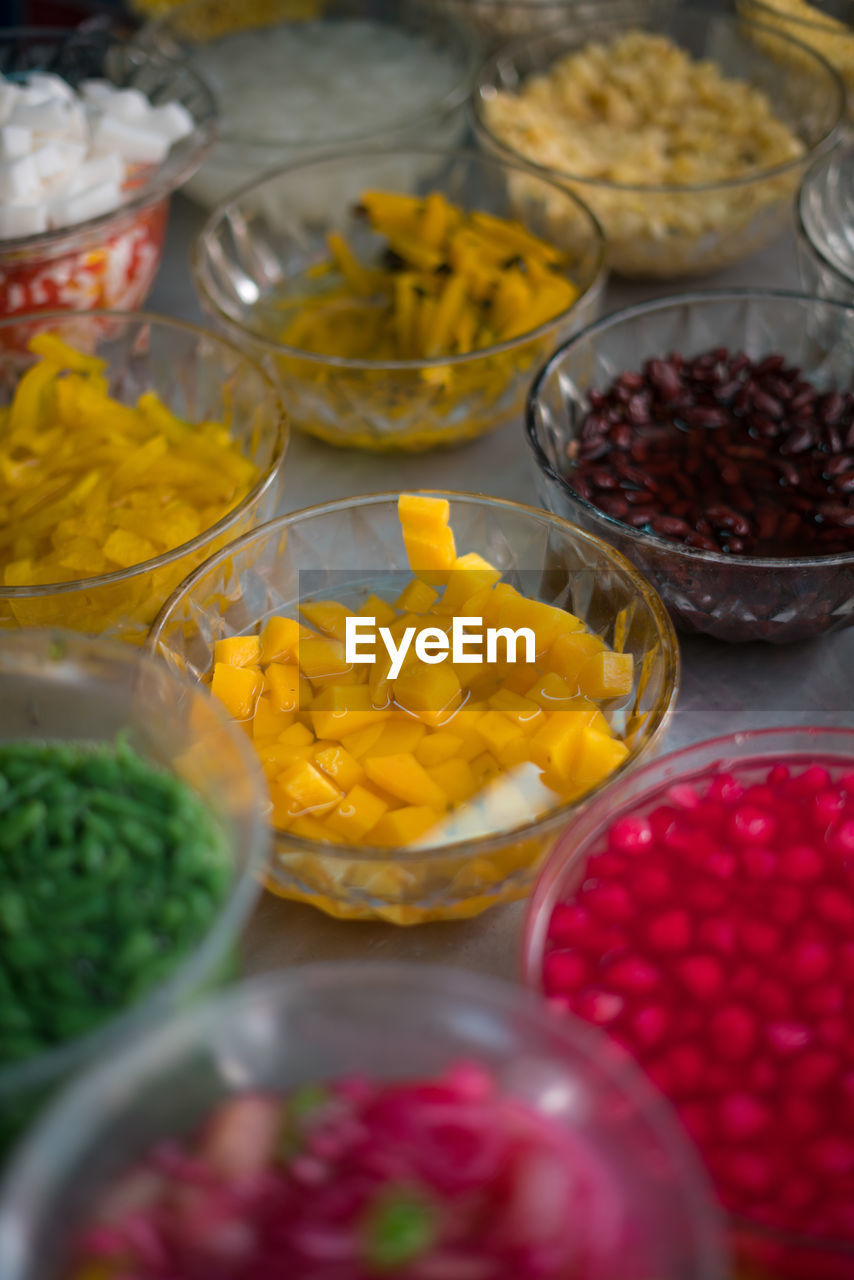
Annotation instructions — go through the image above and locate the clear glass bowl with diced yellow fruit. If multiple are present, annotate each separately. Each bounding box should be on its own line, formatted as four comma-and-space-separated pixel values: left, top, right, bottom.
0, 310, 288, 644
192, 148, 605, 451
149, 492, 679, 924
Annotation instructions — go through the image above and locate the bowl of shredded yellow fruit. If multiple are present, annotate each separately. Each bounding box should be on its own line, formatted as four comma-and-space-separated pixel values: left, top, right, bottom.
0, 312, 288, 643
150, 491, 678, 924
192, 147, 605, 452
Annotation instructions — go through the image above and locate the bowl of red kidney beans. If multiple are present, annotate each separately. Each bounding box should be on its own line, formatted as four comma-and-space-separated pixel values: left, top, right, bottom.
526, 290, 854, 643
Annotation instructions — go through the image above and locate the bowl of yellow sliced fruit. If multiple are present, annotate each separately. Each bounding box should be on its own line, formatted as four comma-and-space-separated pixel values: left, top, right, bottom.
150, 491, 678, 923
192, 147, 605, 451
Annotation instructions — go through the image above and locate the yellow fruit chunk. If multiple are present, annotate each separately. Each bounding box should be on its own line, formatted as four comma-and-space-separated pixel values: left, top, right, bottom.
311, 684, 393, 740
427, 758, 478, 805
313, 744, 364, 792
437, 552, 502, 615
265, 661, 301, 713
325, 784, 389, 841
211, 663, 263, 721
526, 673, 578, 711
364, 752, 448, 809
577, 650, 634, 700
370, 805, 443, 847
372, 718, 427, 756
529, 710, 589, 783
572, 731, 629, 792
260, 615, 301, 665
298, 636, 354, 686
299, 600, 355, 642
288, 814, 341, 842
339, 722, 386, 759
398, 494, 456, 584
358, 593, 398, 627
394, 578, 438, 613
252, 697, 295, 741
278, 758, 343, 816
471, 751, 501, 786
549, 631, 608, 686
473, 709, 519, 756
415, 731, 464, 767
497, 592, 581, 656
214, 635, 262, 668
487, 688, 544, 733
393, 664, 461, 727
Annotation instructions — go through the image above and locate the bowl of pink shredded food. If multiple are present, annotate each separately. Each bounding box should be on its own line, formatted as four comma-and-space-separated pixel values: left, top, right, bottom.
0, 964, 726, 1280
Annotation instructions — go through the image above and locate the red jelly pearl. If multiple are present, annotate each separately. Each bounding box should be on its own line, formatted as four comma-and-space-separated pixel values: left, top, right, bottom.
585, 881, 633, 923
542, 949, 589, 996
789, 939, 832, 984
729, 805, 776, 846
676, 954, 725, 1001
698, 915, 737, 954
709, 1005, 758, 1061
645, 908, 692, 953
631, 866, 673, 905
718, 1093, 771, 1140
573, 988, 625, 1026
606, 956, 661, 994
779, 844, 824, 881
607, 813, 653, 855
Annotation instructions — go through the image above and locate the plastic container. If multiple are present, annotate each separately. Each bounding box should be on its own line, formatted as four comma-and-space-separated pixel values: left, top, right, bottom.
149, 491, 678, 924
472, 0, 844, 279
739, 0, 854, 114
0, 310, 288, 644
0, 628, 269, 1152
0, 27, 215, 331
0, 962, 726, 1280
526, 289, 854, 644
523, 726, 854, 1280
137, 0, 477, 210
798, 143, 854, 305
193, 147, 605, 452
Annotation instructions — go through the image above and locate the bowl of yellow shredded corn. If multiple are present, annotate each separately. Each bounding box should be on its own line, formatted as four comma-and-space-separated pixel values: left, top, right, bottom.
0, 312, 288, 643
192, 147, 605, 452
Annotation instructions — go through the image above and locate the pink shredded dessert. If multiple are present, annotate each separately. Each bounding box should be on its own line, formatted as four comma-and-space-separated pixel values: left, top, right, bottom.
71, 1063, 629, 1279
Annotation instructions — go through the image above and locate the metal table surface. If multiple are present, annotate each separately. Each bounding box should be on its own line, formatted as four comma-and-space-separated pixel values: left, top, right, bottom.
149, 196, 854, 981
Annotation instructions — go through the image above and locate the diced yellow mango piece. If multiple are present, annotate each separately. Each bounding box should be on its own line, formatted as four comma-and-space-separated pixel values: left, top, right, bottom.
211, 663, 263, 721
397, 493, 451, 532
278, 758, 343, 816
399, 495, 457, 585
572, 731, 629, 792
264, 661, 301, 713
498, 737, 533, 769
372, 718, 427, 756
288, 813, 342, 842
577, 650, 634, 700
548, 631, 608, 686
252, 696, 296, 740
393, 664, 461, 727
299, 600, 355, 642
487, 688, 544, 733
313, 744, 364, 792
259, 614, 302, 665
298, 636, 354, 686
370, 805, 443, 848
311, 683, 393, 740
363, 752, 448, 809
529, 710, 589, 783
470, 751, 501, 786
525, 672, 578, 711
325, 784, 389, 841
473, 709, 520, 756
213, 634, 262, 668
426, 758, 478, 805
415, 731, 464, 767
497, 592, 580, 656
358, 593, 398, 627
258, 738, 314, 775
394, 578, 438, 614
437, 551, 502, 615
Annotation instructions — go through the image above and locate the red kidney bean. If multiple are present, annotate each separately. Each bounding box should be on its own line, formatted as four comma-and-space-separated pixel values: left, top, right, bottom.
562, 344, 854, 558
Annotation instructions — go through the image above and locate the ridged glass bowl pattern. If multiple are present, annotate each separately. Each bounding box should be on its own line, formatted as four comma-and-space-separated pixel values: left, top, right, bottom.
798, 143, 854, 305
149, 492, 679, 925
137, 0, 478, 210
0, 964, 727, 1280
0, 629, 269, 1153
527, 290, 854, 644
0, 310, 288, 644
472, 0, 844, 279
193, 148, 606, 452
739, 0, 854, 115
523, 726, 854, 1280
0, 27, 216, 327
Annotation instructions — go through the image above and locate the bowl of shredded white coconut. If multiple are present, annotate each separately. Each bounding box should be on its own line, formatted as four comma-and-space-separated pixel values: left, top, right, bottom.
138, 0, 479, 210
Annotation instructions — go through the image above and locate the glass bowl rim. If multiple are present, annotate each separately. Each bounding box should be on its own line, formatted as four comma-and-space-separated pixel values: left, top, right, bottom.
0, 628, 270, 1098
738, 0, 854, 35
0, 308, 289, 599
138, 0, 480, 151
526, 286, 854, 569
0, 27, 217, 258
797, 142, 854, 290
521, 721, 854, 1259
191, 144, 607, 372
0, 959, 727, 1280
472, 2, 845, 196
148, 487, 680, 865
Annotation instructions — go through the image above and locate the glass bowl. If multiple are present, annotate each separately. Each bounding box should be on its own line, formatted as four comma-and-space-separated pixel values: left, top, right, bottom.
0, 309, 288, 644
137, 0, 478, 210
523, 726, 854, 1280
798, 143, 854, 305
424, 0, 596, 49
193, 147, 606, 452
0, 628, 269, 1153
0, 27, 215, 331
148, 491, 679, 924
472, 0, 844, 280
0, 962, 727, 1280
739, 0, 854, 115
527, 289, 854, 644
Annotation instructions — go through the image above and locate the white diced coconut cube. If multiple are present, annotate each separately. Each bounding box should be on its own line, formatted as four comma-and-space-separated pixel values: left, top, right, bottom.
11, 97, 86, 141
148, 101, 194, 144
0, 154, 41, 201
0, 125, 32, 160
33, 139, 87, 183
80, 79, 116, 103
92, 114, 169, 165
25, 72, 75, 102
0, 80, 20, 126
63, 152, 125, 196
101, 87, 150, 124
0, 202, 48, 239
49, 179, 122, 229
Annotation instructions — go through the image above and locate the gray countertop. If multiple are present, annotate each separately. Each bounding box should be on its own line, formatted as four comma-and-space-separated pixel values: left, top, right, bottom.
149, 196, 854, 981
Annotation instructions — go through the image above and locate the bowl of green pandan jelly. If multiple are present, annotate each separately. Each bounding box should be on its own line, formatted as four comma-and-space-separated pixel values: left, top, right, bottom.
0, 629, 269, 1152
